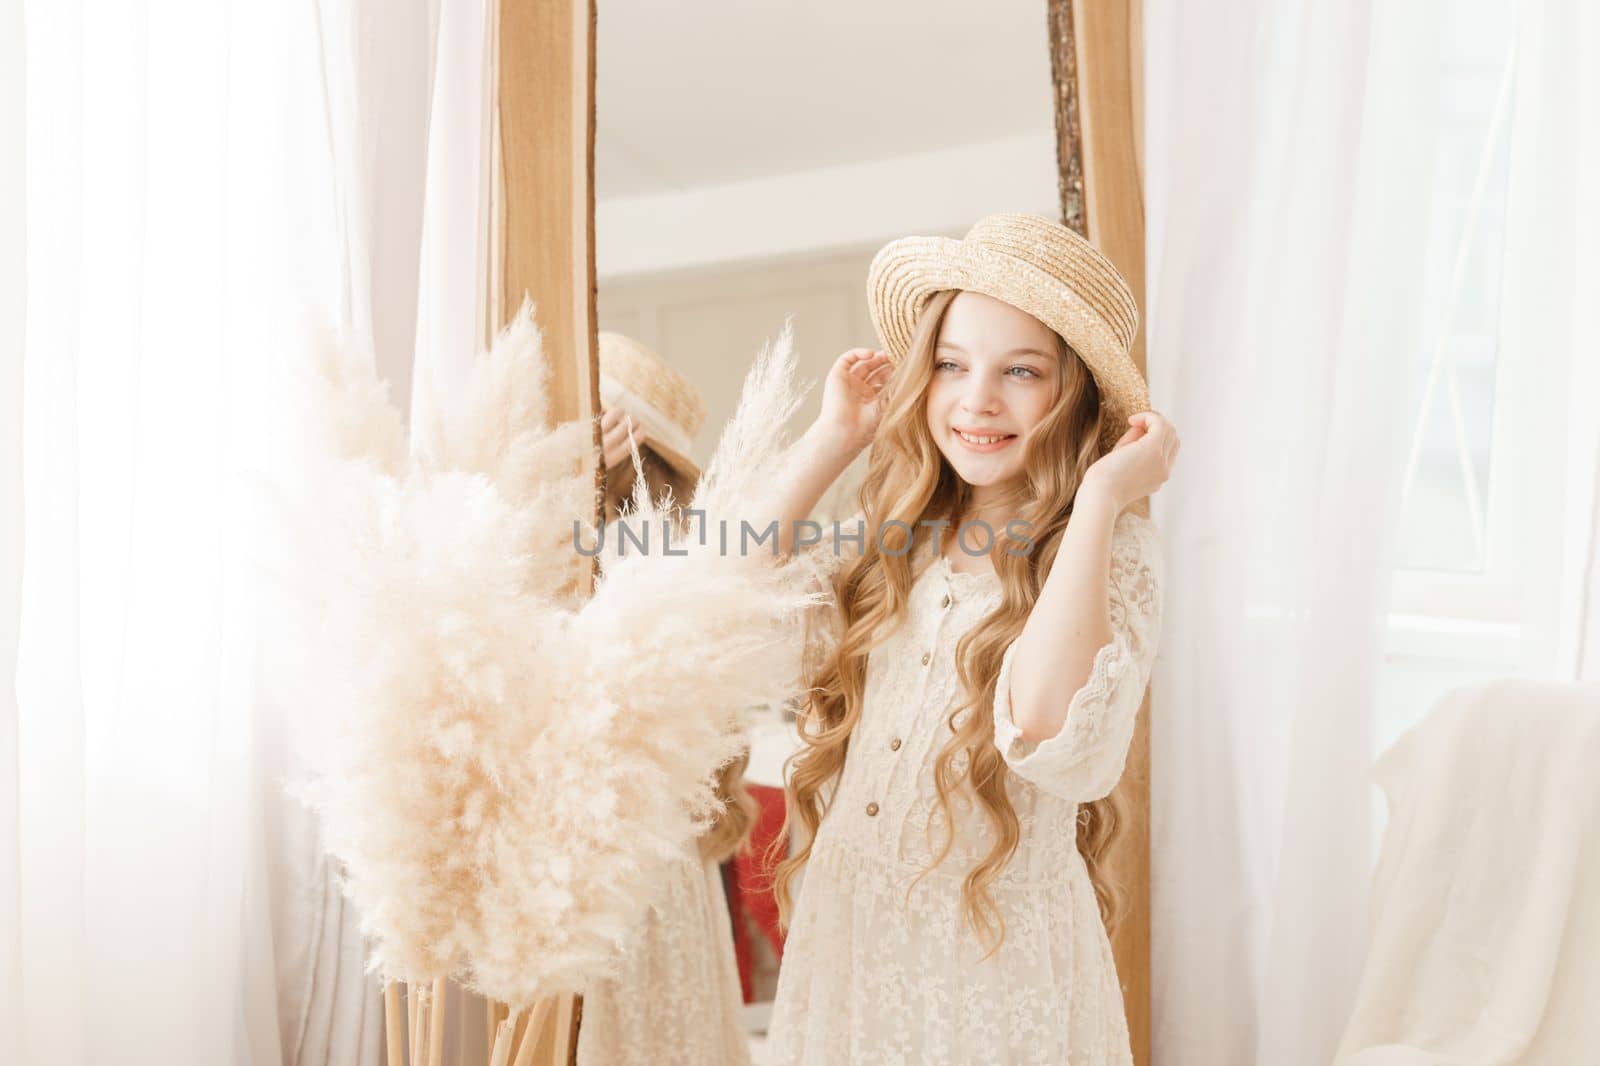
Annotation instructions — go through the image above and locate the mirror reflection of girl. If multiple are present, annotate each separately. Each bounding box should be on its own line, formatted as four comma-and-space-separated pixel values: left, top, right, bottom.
765, 215, 1178, 1064
576, 333, 756, 1066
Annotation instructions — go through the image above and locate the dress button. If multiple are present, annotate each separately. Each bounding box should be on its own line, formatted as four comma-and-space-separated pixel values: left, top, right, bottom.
890, 737, 902, 751
940, 594, 951, 609
865, 801, 880, 817
920, 651, 931, 666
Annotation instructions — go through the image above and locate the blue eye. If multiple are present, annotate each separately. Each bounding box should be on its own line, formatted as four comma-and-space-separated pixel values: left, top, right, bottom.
934, 359, 1039, 378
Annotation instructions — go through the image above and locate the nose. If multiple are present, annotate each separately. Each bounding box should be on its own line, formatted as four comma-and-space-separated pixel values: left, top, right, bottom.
959, 369, 1003, 417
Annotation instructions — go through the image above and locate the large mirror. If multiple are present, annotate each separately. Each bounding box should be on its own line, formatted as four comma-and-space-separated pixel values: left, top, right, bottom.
591, 2, 1060, 1060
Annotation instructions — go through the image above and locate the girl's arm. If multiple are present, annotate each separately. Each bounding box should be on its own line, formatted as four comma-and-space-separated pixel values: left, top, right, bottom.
992, 509, 1162, 801
1004, 488, 1121, 743
1005, 412, 1180, 743
772, 420, 864, 558
773, 347, 892, 559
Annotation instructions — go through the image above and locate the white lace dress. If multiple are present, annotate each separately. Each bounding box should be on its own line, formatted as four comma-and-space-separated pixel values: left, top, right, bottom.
577, 852, 751, 1066
766, 509, 1163, 1066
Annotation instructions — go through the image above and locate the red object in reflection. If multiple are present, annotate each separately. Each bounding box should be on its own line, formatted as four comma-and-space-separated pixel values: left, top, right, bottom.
727, 782, 788, 1002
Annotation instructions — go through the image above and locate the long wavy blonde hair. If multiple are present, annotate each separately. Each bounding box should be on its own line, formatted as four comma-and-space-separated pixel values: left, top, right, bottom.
603, 448, 759, 864
772, 289, 1128, 954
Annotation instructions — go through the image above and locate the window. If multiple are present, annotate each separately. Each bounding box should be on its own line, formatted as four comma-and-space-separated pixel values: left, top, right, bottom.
1381, 0, 1527, 750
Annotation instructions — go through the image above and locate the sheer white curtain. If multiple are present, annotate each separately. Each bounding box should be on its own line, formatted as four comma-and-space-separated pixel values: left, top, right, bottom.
4, 2, 491, 1064
1496, 0, 1600, 684
2, 0, 27, 1052
10, 4, 319, 1062
1145, 0, 1600, 1061
263, 3, 445, 1064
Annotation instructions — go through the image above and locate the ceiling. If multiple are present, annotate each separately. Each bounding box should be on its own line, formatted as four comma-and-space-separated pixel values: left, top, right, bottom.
594, 0, 1057, 199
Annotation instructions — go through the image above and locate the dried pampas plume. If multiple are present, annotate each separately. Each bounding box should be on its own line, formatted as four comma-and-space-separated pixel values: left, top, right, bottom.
273, 304, 819, 1009
481, 323, 824, 1004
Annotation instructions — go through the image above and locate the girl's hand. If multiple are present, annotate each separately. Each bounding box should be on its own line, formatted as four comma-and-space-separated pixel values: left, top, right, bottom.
600, 406, 646, 470
1080, 411, 1181, 511
817, 347, 893, 455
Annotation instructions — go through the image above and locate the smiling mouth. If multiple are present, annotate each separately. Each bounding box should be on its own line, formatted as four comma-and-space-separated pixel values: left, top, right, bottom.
953, 428, 1017, 448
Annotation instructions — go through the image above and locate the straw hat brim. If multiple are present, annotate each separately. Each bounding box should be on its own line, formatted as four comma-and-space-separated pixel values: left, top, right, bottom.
868, 233, 1149, 453
599, 377, 702, 485
598, 331, 705, 485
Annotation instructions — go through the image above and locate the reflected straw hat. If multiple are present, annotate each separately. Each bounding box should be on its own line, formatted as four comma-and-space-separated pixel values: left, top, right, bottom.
867, 213, 1147, 452
597, 332, 705, 482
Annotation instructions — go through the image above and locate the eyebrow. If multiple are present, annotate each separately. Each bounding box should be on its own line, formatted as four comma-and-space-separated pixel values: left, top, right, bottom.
935, 341, 1053, 360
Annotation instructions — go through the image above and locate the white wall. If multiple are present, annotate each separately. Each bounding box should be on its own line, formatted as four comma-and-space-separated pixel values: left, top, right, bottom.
597, 132, 1057, 279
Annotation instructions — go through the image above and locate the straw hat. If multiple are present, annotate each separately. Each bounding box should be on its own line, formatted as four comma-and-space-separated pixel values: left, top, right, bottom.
597, 331, 706, 482
867, 213, 1147, 452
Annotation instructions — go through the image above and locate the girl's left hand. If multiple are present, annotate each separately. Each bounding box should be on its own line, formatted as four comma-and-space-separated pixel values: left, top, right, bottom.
1080, 411, 1181, 510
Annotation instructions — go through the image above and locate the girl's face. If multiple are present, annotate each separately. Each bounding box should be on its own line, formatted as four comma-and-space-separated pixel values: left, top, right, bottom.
924, 291, 1062, 500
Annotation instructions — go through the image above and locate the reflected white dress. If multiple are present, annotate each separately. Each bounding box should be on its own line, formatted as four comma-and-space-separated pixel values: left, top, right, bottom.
577, 852, 751, 1066
767, 510, 1163, 1066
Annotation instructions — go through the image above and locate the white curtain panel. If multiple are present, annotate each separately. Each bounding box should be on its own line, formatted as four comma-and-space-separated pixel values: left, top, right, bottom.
410, 0, 496, 439
1494, 0, 1600, 683
11, 4, 321, 1062
1146, 0, 1600, 1061
5, 1, 491, 1064
266, 2, 443, 1065
1144, 0, 1443, 1062
1, 0, 27, 1055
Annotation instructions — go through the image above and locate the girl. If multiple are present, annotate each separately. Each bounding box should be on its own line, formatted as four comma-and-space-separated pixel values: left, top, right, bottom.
765, 215, 1178, 1064
576, 331, 757, 1066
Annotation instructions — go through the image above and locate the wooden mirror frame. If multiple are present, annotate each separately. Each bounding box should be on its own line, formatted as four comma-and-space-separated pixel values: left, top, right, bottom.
484, 0, 599, 1063
1050, 3, 1151, 1064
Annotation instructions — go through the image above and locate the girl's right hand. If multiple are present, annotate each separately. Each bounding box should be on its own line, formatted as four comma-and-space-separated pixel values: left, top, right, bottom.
817, 347, 893, 454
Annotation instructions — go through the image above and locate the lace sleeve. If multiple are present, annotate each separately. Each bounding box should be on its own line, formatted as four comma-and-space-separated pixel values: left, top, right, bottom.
990, 509, 1164, 803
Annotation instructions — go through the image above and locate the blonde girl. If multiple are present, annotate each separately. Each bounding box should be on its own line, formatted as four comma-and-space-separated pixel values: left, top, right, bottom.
764, 215, 1178, 1065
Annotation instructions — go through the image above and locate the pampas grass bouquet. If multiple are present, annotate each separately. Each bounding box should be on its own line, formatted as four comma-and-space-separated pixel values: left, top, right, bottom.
266, 303, 822, 1066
